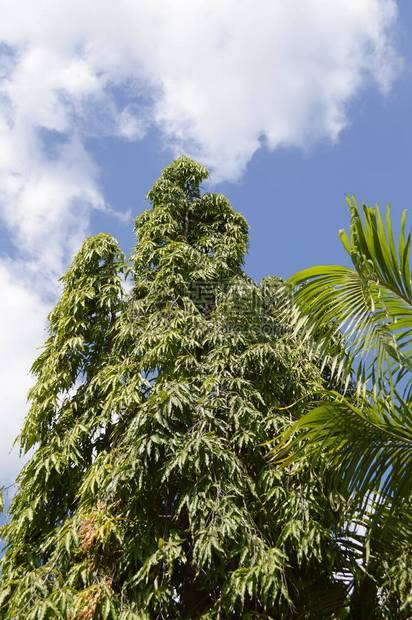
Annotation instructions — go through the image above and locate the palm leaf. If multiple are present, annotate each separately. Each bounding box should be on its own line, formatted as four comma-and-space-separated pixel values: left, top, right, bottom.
274, 201, 412, 524
289, 198, 411, 398
275, 393, 412, 513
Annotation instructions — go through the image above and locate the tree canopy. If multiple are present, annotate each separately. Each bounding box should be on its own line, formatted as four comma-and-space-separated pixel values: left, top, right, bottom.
0, 157, 354, 619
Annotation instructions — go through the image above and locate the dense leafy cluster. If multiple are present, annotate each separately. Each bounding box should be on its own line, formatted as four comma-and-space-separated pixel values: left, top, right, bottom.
0, 158, 352, 618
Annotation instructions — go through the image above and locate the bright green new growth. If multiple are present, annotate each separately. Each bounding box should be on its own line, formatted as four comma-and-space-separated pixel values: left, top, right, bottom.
1, 158, 348, 618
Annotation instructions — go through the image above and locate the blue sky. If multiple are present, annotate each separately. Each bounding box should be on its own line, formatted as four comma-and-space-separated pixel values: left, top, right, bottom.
90, 1, 412, 281
0, 0, 410, 484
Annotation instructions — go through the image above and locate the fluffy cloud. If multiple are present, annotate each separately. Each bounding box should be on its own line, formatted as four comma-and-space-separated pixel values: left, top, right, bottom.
0, 262, 49, 484
0, 132, 104, 279
0, 0, 400, 183
0, 0, 401, 482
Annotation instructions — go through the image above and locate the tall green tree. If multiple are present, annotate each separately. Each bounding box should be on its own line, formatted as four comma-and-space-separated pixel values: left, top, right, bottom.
0, 157, 350, 618
274, 199, 412, 617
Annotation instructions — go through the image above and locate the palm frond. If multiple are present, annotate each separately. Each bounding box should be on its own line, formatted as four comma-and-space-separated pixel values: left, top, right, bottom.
274, 393, 412, 514
288, 198, 411, 397
273, 201, 412, 531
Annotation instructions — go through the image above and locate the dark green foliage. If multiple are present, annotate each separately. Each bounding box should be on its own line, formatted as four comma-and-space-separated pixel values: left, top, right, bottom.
1, 158, 351, 618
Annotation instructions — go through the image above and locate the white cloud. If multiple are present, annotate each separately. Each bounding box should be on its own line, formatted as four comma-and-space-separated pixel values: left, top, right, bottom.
117, 107, 147, 142
0, 0, 401, 482
0, 262, 49, 484
0, 133, 104, 279
0, 0, 400, 183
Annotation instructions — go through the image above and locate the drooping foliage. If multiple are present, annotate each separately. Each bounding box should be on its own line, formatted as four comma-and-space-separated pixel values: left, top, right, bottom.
0, 157, 353, 618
